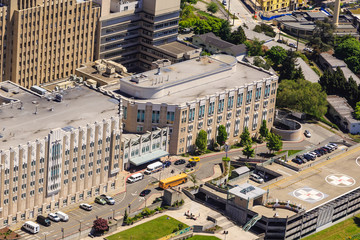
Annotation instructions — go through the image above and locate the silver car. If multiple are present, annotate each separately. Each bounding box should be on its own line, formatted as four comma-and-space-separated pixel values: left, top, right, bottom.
48, 213, 60, 222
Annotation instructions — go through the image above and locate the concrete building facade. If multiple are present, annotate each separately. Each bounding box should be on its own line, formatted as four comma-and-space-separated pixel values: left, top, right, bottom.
94, 0, 200, 72
2, 0, 100, 88
89, 55, 279, 157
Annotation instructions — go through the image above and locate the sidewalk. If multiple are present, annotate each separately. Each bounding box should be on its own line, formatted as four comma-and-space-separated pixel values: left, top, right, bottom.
82, 198, 257, 240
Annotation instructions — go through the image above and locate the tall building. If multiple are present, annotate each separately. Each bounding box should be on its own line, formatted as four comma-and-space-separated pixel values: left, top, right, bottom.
77, 55, 278, 162
94, 0, 200, 72
0, 0, 100, 88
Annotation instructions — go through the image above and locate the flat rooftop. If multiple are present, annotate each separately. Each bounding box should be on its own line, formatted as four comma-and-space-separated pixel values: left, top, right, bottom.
327, 95, 360, 124
104, 55, 276, 105
0, 82, 119, 150
265, 146, 360, 212
229, 183, 266, 200
156, 41, 198, 55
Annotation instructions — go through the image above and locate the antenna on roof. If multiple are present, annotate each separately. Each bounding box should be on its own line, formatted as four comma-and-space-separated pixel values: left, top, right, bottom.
155, 67, 161, 75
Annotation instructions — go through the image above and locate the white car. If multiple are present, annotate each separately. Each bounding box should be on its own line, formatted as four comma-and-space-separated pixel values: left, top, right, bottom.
289, 43, 296, 48
80, 203, 93, 211
100, 194, 115, 205
250, 174, 264, 183
304, 130, 311, 138
48, 213, 60, 222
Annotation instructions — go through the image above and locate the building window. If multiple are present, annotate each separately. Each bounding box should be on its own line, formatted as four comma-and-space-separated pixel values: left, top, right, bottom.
123, 106, 127, 119
152, 110, 160, 123
246, 90, 252, 104
255, 87, 262, 101
137, 110, 145, 122
218, 99, 224, 113
137, 125, 143, 132
181, 110, 187, 123
166, 111, 175, 124
227, 96, 234, 110
188, 108, 195, 122
199, 105, 205, 119
244, 116, 249, 129
237, 93, 243, 107
264, 84, 270, 98
208, 102, 215, 116
253, 113, 259, 130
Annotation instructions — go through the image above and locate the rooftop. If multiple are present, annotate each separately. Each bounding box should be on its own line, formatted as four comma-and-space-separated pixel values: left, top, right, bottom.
0, 82, 119, 150
229, 183, 266, 200
327, 95, 360, 124
156, 41, 199, 55
103, 55, 276, 105
265, 146, 360, 212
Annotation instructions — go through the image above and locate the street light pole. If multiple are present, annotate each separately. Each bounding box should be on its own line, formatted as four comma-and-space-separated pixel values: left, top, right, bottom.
111, 208, 115, 220
79, 220, 83, 232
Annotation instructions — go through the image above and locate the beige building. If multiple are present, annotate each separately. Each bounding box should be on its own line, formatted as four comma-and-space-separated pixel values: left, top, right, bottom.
79, 55, 278, 156
94, 0, 200, 72
0, 81, 121, 226
0, 0, 100, 88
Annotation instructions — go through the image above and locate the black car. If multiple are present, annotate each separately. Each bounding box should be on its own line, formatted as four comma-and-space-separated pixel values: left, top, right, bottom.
303, 154, 314, 161
313, 150, 322, 157
295, 155, 305, 163
277, 39, 283, 43
186, 162, 197, 168
174, 159, 186, 165
140, 189, 151, 197
292, 158, 302, 164
37, 215, 51, 227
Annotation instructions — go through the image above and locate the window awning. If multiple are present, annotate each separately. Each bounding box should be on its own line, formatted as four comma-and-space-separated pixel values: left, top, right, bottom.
129, 150, 169, 166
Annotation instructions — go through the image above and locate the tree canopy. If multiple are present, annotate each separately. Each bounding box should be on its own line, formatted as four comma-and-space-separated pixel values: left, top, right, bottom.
207, 2, 218, 13
266, 46, 287, 68
266, 133, 283, 153
217, 125, 227, 146
319, 68, 360, 107
228, 26, 247, 45
245, 38, 265, 56
240, 127, 252, 146
307, 18, 335, 52
278, 50, 304, 81
242, 144, 255, 159
93, 218, 109, 232
277, 79, 328, 119
335, 36, 360, 74
259, 120, 269, 139
355, 102, 360, 120
195, 130, 208, 153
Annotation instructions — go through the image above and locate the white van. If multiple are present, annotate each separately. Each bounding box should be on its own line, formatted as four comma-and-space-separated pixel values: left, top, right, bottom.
22, 221, 40, 234
55, 211, 69, 222
144, 161, 163, 175
127, 173, 144, 183
250, 173, 264, 183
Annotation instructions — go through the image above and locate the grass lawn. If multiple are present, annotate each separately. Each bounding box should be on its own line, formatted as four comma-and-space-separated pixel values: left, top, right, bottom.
187, 236, 221, 240
106, 215, 188, 240
303, 215, 360, 240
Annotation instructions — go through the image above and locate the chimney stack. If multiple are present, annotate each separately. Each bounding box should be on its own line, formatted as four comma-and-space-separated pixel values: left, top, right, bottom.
333, 0, 341, 26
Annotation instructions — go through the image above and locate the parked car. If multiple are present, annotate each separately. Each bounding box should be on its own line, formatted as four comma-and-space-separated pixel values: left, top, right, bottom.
80, 203, 93, 211
36, 215, 51, 227
289, 42, 296, 48
293, 158, 303, 164
222, 0, 227, 5
250, 173, 264, 183
163, 161, 171, 168
189, 157, 200, 162
304, 130, 311, 138
316, 148, 326, 155
304, 153, 315, 161
313, 150, 322, 157
186, 161, 197, 168
295, 155, 306, 163
174, 159, 186, 165
320, 147, 331, 153
324, 145, 334, 152
308, 152, 317, 158
48, 213, 60, 222
328, 143, 338, 149
100, 194, 115, 205
277, 39, 283, 43
95, 196, 107, 205
140, 189, 151, 197
55, 211, 69, 222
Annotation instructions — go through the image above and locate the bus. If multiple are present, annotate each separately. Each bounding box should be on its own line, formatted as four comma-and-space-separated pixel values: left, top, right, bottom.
159, 173, 188, 189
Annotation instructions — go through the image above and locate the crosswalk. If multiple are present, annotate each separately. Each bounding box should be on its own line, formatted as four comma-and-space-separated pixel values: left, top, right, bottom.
15, 229, 42, 239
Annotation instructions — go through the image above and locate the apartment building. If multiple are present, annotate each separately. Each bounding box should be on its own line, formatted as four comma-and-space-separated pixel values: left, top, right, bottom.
94, 0, 200, 72
258, 0, 307, 12
90, 55, 278, 157
0, 0, 100, 88
0, 81, 123, 226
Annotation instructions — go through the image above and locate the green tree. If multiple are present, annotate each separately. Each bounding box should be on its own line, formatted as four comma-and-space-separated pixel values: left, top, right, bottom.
245, 38, 265, 56
277, 79, 328, 119
217, 125, 227, 146
253, 56, 271, 70
242, 143, 255, 159
266, 133, 283, 153
188, 174, 197, 188
259, 120, 269, 139
355, 102, 360, 120
217, 20, 231, 41
266, 46, 287, 68
240, 127, 252, 146
229, 26, 246, 45
123, 209, 128, 223
279, 50, 304, 81
195, 130, 208, 153
307, 18, 335, 52
207, 2, 218, 13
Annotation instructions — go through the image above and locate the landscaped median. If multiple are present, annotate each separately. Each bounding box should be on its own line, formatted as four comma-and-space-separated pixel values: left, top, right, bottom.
105, 215, 188, 240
